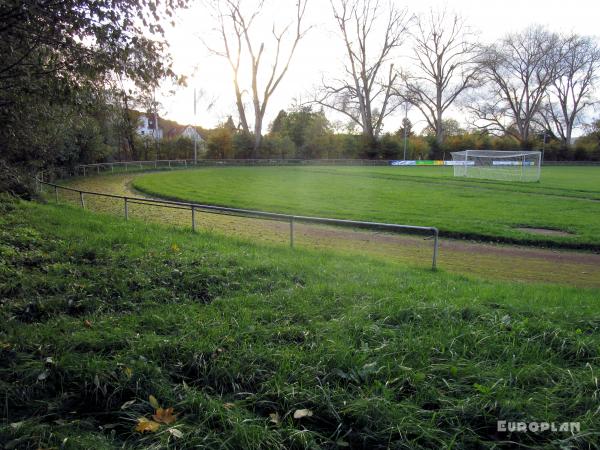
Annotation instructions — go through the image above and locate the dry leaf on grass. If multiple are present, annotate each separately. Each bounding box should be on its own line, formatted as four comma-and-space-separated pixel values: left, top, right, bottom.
269, 412, 281, 424
293, 409, 313, 419
120, 400, 136, 410
153, 407, 178, 425
167, 428, 184, 439
135, 418, 160, 433
148, 395, 160, 409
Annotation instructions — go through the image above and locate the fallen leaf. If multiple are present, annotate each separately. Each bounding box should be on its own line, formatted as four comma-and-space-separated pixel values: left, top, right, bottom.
148, 395, 160, 409
269, 412, 280, 424
153, 407, 178, 425
121, 400, 136, 410
124, 367, 133, 378
135, 417, 160, 433
84, 319, 92, 328
167, 428, 184, 439
37, 370, 49, 381
223, 402, 235, 410
9, 422, 24, 430
293, 409, 313, 419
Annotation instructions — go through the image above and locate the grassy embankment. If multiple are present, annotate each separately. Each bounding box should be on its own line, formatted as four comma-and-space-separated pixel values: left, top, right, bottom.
132, 166, 600, 250
1, 196, 600, 448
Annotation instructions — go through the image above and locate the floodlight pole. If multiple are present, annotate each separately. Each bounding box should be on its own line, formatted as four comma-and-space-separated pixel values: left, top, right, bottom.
541, 130, 547, 164
153, 87, 159, 159
193, 88, 198, 164
403, 102, 409, 161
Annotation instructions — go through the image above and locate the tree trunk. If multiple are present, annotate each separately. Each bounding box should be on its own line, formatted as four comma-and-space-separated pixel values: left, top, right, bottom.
253, 112, 263, 156
435, 108, 444, 146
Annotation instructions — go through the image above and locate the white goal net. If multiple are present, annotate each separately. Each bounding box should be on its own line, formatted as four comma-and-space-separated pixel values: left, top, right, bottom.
450, 150, 542, 182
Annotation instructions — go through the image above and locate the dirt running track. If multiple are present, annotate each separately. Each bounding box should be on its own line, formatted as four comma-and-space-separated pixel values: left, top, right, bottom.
59, 174, 600, 288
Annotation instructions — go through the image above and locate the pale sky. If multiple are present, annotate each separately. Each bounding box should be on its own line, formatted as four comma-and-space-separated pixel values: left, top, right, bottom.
157, 0, 600, 134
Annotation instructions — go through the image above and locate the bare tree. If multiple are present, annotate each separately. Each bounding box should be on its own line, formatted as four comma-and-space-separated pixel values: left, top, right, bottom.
541, 34, 600, 147
469, 26, 561, 147
207, 0, 309, 154
401, 10, 479, 146
314, 0, 410, 146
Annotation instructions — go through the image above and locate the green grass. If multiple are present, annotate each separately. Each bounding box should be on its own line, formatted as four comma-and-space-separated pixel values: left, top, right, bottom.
132, 166, 600, 250
1, 195, 600, 449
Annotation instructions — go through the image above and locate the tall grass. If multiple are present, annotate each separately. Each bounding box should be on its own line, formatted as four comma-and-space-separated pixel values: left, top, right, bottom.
1, 197, 599, 449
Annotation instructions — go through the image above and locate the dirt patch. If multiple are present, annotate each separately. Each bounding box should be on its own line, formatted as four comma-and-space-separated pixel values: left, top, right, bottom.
516, 227, 574, 237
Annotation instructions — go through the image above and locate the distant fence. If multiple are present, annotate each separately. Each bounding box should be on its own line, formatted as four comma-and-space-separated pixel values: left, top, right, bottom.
35, 165, 440, 270
61, 158, 600, 178
70, 158, 394, 177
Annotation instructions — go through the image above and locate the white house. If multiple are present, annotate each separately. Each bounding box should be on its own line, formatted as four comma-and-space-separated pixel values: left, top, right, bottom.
180, 125, 204, 143
166, 125, 205, 144
137, 114, 163, 139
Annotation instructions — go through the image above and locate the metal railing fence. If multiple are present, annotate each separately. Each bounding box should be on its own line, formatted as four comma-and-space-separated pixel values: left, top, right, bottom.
35, 170, 440, 270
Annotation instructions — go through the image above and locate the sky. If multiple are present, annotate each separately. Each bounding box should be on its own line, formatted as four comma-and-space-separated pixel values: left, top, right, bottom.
156, 0, 600, 134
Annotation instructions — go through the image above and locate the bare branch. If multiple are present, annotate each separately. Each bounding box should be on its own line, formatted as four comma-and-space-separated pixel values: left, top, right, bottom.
400, 9, 480, 145
205, 0, 310, 154
314, 0, 410, 144
467, 26, 562, 146
541, 33, 600, 145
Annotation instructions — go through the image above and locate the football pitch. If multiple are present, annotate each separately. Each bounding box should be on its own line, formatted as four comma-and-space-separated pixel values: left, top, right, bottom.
132, 165, 600, 250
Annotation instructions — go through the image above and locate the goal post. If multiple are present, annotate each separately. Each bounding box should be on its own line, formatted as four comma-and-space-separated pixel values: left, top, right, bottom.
450, 150, 541, 182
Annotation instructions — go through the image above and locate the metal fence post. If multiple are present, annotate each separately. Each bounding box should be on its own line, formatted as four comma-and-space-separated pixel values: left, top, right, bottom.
124, 198, 129, 220
191, 206, 196, 232
79, 192, 85, 209
83, 166, 86, 177
290, 216, 295, 248
97, 165, 100, 174
54, 185, 58, 203
432, 228, 439, 271
111, 164, 114, 173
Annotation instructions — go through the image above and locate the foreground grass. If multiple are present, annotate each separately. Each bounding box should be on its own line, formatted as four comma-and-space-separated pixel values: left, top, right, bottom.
1, 197, 600, 449
133, 166, 600, 250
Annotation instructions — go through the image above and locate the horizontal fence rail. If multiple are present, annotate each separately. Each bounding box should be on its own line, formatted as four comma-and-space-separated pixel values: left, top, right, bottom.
36, 172, 440, 270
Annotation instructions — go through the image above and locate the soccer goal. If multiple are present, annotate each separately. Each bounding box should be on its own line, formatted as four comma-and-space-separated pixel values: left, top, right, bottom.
450, 150, 542, 182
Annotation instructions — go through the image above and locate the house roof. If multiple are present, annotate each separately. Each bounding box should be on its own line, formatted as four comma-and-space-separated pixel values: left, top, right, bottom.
166, 125, 204, 140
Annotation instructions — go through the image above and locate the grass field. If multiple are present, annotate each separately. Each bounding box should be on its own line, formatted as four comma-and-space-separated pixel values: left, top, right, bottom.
57, 173, 600, 287
132, 166, 600, 250
1, 195, 600, 449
